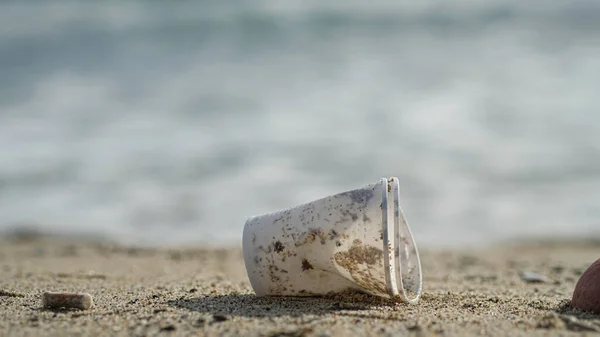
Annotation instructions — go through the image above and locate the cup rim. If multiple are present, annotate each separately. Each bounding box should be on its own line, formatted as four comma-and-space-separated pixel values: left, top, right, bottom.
382, 177, 422, 304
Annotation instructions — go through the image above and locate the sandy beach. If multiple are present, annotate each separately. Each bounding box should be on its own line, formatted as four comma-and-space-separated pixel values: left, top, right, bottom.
0, 235, 598, 337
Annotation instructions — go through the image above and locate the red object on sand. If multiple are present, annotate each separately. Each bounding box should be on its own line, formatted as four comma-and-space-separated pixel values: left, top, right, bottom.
572, 258, 600, 314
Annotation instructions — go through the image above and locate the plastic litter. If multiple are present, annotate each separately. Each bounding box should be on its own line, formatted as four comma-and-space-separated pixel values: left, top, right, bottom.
242, 177, 422, 304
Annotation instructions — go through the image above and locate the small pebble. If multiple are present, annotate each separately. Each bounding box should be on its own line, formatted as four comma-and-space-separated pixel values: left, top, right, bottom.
572, 258, 600, 314
520, 271, 549, 283
42, 292, 93, 310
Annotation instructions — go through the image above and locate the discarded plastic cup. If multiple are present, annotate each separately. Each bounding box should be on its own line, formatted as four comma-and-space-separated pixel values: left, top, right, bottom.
242, 177, 422, 304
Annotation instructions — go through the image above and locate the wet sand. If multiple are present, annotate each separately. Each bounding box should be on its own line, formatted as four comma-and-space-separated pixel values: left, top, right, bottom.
0, 235, 598, 336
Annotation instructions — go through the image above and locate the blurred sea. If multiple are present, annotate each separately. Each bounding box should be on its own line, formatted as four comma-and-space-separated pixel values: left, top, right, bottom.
1, 1, 599, 247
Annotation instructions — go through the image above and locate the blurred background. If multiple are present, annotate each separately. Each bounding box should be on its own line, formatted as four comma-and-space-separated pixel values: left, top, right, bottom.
1, 1, 599, 247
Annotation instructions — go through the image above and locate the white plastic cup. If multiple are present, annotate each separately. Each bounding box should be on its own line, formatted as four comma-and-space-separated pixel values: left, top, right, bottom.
242, 177, 422, 304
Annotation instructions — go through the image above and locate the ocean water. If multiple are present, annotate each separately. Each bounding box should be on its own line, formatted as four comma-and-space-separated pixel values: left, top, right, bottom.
1, 1, 599, 247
